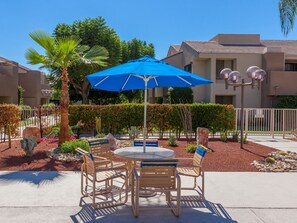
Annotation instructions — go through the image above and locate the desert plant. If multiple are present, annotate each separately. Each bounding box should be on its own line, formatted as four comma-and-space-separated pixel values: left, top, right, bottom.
243, 133, 248, 144
95, 116, 102, 134
186, 144, 197, 153
232, 131, 239, 142
265, 157, 276, 164
20, 137, 37, 156
95, 133, 106, 138
128, 126, 139, 139
220, 131, 228, 142
168, 135, 177, 146
279, 151, 289, 156
60, 139, 89, 154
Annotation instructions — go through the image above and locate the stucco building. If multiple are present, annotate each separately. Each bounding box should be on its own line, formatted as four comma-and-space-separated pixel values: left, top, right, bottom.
157, 34, 297, 108
0, 56, 51, 107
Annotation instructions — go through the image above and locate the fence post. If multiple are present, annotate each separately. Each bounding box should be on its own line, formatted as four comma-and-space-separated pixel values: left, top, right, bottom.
38, 107, 43, 137
245, 108, 248, 134
271, 109, 275, 138
282, 110, 285, 139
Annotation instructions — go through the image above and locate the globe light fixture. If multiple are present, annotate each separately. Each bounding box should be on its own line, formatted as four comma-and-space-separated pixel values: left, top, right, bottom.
220, 66, 266, 148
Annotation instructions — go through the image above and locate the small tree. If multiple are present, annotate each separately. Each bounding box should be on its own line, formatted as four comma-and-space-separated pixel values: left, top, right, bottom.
17, 85, 24, 105
26, 31, 108, 145
169, 87, 193, 104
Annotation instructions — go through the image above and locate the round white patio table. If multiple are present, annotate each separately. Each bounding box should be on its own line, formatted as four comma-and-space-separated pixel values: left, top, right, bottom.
113, 146, 176, 160
114, 146, 176, 197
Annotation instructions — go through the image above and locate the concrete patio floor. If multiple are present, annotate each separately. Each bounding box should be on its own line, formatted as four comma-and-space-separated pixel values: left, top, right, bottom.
0, 171, 296, 223
248, 135, 297, 153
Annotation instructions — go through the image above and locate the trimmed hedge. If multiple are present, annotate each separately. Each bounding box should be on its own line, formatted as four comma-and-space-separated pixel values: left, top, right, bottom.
0, 104, 21, 137
69, 103, 235, 135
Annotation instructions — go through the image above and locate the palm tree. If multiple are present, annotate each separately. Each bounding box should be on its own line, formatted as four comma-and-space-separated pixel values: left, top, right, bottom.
279, 0, 297, 35
25, 31, 108, 145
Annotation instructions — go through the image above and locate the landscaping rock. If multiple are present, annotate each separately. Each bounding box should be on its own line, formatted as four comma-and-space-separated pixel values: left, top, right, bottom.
106, 133, 119, 150
23, 127, 41, 143
197, 127, 209, 147
252, 150, 297, 172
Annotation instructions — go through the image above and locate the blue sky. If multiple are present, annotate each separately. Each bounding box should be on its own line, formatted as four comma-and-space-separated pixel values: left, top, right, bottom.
0, 0, 295, 71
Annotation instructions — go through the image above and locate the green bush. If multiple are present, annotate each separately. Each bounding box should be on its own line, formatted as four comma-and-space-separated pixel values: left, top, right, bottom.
168, 135, 177, 146
60, 139, 90, 154
186, 144, 197, 153
265, 157, 276, 164
68, 103, 235, 136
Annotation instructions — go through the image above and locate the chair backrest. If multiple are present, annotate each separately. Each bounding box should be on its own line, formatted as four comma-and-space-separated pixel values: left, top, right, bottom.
139, 159, 178, 189
193, 145, 207, 167
82, 153, 96, 175
134, 140, 158, 147
88, 138, 112, 158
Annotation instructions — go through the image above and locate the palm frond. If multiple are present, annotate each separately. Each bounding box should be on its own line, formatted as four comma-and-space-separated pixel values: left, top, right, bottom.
25, 48, 47, 65
279, 0, 297, 36
81, 45, 109, 66
29, 31, 56, 53
56, 37, 81, 66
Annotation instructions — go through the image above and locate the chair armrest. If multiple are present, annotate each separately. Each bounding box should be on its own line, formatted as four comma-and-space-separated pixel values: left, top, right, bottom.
96, 166, 128, 173
92, 155, 108, 161
175, 157, 194, 160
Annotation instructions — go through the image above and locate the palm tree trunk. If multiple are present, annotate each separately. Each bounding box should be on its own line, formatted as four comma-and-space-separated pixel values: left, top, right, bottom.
59, 67, 70, 145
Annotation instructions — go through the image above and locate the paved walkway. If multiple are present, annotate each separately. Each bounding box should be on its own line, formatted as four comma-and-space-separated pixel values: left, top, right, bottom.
248, 135, 297, 152
0, 171, 296, 223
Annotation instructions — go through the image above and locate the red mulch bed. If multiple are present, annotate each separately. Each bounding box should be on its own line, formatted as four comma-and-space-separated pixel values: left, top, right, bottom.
0, 139, 276, 172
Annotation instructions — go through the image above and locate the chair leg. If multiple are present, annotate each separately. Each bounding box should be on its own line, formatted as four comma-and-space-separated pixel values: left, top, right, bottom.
201, 171, 205, 199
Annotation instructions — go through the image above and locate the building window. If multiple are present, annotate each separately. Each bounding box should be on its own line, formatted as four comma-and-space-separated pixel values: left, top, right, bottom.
285, 63, 297, 71
216, 59, 234, 79
184, 64, 192, 73
215, 95, 234, 105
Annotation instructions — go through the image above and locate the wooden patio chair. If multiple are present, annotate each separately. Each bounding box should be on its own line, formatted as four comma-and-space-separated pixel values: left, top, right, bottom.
176, 145, 207, 199
80, 152, 129, 209
131, 159, 181, 217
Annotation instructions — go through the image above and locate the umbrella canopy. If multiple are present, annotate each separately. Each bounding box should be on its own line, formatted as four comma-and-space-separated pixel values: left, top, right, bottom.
87, 55, 212, 91
86, 55, 212, 152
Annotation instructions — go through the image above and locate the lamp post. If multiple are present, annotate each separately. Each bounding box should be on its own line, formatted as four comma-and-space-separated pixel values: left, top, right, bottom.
220, 66, 266, 149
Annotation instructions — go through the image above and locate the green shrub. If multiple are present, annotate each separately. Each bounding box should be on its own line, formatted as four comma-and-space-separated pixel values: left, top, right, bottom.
220, 131, 228, 142
68, 103, 235, 135
168, 135, 177, 146
232, 131, 239, 142
0, 104, 21, 137
279, 151, 288, 156
95, 133, 106, 138
60, 139, 89, 154
265, 157, 276, 164
186, 144, 197, 153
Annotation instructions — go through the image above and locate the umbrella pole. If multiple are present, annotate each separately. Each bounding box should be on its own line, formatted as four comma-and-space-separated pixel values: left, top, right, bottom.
143, 78, 148, 153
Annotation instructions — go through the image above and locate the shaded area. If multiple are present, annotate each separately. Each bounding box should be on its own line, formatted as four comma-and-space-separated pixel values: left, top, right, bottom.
0, 171, 64, 186
71, 197, 237, 223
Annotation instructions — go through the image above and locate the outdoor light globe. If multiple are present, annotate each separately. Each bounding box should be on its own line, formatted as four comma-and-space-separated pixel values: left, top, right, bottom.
220, 68, 232, 80
254, 69, 266, 81
246, 66, 260, 79
228, 71, 240, 83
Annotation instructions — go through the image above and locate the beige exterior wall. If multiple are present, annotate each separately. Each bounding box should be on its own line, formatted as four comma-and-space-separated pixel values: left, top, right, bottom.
0, 66, 18, 104
197, 53, 263, 107
0, 58, 51, 107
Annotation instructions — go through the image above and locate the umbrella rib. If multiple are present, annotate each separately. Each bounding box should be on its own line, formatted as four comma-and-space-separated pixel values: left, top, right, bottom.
177, 76, 192, 86
95, 76, 110, 87
153, 77, 159, 87
121, 74, 132, 91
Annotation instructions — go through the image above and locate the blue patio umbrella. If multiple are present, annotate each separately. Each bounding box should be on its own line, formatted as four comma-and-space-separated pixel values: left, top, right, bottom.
86, 55, 212, 152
